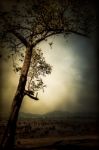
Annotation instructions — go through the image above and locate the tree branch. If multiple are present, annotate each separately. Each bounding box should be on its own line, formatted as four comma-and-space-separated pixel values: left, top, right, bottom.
7, 28, 88, 49
24, 90, 39, 100
32, 30, 63, 47
66, 30, 89, 37
0, 13, 29, 47
10, 30, 29, 47
32, 28, 89, 47
48, 28, 88, 37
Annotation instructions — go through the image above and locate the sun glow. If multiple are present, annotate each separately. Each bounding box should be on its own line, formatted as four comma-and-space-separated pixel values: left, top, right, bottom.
1, 34, 94, 115
21, 34, 82, 114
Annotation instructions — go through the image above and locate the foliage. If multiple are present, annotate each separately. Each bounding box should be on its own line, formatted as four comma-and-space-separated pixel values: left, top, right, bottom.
0, 0, 96, 98
0, 0, 96, 148
27, 48, 52, 94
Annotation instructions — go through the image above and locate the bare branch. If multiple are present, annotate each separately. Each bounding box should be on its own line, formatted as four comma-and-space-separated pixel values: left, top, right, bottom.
12, 28, 88, 49
32, 30, 63, 47
24, 90, 39, 100
10, 30, 29, 47
66, 30, 89, 38
33, 27, 88, 47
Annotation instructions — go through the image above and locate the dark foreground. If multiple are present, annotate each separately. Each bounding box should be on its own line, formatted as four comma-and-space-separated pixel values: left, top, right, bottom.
0, 117, 99, 150
14, 136, 99, 150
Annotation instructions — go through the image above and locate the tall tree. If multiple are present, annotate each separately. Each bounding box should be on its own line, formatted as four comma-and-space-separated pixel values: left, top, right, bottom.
0, 0, 96, 149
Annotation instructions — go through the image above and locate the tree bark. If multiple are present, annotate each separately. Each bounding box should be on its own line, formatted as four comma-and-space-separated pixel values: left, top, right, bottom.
1, 46, 33, 149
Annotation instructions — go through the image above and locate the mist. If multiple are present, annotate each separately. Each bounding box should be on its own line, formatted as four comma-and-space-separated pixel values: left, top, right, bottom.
0, 34, 98, 116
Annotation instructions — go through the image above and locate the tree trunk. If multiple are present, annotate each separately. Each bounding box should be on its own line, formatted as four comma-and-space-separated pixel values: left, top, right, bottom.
1, 46, 32, 149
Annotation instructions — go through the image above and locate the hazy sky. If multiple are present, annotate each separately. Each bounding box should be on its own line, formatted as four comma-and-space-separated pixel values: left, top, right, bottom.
0, 33, 98, 116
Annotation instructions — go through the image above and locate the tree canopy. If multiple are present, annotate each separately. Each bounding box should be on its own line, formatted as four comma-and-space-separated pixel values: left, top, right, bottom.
0, 0, 96, 46
0, 0, 97, 149
0, 0, 96, 98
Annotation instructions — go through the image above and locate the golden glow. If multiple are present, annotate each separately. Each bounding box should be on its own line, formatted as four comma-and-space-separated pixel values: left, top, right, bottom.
1, 35, 85, 115
21, 35, 82, 114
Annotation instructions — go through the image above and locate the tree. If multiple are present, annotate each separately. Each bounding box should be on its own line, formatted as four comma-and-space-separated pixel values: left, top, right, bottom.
0, 0, 96, 149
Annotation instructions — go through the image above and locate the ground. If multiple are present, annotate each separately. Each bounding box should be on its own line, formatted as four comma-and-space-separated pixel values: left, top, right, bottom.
0, 116, 99, 150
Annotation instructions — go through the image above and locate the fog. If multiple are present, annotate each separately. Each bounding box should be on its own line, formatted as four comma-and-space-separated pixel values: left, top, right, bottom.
0, 34, 98, 116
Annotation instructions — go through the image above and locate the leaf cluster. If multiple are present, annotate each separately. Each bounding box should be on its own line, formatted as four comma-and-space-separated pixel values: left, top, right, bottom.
27, 48, 52, 93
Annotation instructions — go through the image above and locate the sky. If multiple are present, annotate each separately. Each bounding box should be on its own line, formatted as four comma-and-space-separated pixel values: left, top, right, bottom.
0, 33, 98, 116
